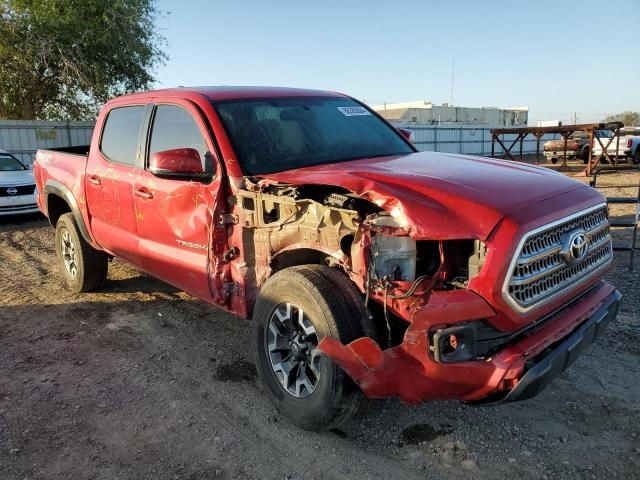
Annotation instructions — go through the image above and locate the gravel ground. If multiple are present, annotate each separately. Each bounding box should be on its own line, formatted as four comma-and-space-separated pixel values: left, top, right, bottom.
0, 170, 639, 480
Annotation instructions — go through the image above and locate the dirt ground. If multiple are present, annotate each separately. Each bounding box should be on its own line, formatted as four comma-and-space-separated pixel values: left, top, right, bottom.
0, 169, 639, 480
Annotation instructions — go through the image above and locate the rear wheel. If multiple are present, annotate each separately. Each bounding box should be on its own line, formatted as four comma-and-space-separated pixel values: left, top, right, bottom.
634, 148, 640, 164
581, 147, 590, 164
254, 265, 371, 430
55, 213, 108, 292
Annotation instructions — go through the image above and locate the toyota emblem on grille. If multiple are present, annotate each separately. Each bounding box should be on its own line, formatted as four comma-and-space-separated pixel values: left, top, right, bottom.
561, 229, 589, 265
6, 187, 17, 196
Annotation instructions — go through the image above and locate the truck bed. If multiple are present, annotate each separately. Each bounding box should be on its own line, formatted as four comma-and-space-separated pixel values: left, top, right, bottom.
45, 145, 91, 157
33, 145, 92, 236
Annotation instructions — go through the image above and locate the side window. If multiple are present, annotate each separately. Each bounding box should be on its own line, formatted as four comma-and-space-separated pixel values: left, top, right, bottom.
149, 105, 210, 170
100, 105, 146, 165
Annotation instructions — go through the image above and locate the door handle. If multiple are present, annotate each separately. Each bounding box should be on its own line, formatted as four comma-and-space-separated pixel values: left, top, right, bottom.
88, 176, 101, 186
135, 188, 154, 200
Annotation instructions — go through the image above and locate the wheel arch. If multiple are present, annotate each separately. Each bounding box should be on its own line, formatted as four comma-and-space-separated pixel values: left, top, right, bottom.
44, 180, 93, 244
270, 246, 345, 273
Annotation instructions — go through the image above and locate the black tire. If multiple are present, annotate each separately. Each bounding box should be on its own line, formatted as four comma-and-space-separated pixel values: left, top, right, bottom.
551, 157, 558, 164
581, 147, 590, 164
54, 213, 108, 292
254, 265, 372, 430
634, 148, 640, 165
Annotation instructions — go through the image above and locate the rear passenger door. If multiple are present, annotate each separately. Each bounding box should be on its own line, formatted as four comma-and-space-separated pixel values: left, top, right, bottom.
86, 104, 148, 264
133, 101, 219, 299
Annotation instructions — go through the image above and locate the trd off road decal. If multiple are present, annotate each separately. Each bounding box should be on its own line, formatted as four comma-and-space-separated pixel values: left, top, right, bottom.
176, 239, 208, 250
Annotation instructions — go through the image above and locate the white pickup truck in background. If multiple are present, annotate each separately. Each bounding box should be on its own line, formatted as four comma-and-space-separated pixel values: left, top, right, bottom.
592, 129, 628, 161
624, 135, 640, 164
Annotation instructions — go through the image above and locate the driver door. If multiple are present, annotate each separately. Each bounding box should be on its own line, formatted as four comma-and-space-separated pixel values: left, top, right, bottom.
133, 100, 220, 299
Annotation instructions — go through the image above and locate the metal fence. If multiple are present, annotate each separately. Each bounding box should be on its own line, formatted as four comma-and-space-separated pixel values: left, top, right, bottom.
0, 119, 561, 164
393, 123, 560, 156
0, 120, 94, 165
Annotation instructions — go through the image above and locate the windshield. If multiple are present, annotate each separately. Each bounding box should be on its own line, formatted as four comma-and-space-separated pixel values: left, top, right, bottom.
213, 97, 414, 175
0, 153, 27, 171
595, 130, 613, 139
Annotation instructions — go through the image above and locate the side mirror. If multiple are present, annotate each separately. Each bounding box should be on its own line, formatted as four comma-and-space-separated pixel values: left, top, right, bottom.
397, 127, 415, 144
149, 148, 204, 178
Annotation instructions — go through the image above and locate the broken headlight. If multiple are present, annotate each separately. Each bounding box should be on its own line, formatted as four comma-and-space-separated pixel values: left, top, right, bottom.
369, 214, 417, 281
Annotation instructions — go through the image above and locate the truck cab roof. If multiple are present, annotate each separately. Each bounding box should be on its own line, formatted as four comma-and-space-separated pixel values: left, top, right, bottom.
113, 86, 349, 103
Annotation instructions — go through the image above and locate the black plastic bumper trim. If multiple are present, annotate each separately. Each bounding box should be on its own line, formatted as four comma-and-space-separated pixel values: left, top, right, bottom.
472, 288, 622, 406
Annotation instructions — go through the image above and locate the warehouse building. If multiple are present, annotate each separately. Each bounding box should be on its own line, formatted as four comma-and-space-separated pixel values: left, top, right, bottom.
371, 101, 528, 128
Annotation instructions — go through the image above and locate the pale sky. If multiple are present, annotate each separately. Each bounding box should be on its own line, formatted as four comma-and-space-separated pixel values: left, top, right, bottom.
155, 0, 640, 125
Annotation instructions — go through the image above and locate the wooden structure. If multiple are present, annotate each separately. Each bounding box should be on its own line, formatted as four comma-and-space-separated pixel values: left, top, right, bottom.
490, 122, 624, 176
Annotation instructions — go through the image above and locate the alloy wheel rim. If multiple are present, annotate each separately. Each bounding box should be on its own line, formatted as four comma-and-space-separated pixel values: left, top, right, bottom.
60, 228, 78, 278
266, 302, 321, 398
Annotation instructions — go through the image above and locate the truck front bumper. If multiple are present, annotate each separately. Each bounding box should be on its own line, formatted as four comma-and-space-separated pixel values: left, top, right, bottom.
470, 287, 621, 405
319, 282, 621, 404
0, 193, 40, 216
544, 151, 577, 157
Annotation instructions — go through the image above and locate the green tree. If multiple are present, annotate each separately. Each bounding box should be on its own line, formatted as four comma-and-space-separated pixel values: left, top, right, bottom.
0, 0, 166, 120
603, 111, 640, 126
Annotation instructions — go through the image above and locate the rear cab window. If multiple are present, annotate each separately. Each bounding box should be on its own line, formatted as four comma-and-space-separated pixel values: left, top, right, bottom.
100, 105, 147, 166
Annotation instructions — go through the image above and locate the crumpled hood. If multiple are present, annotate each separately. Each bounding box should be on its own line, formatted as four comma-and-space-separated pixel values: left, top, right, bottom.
0, 169, 34, 186
261, 152, 589, 240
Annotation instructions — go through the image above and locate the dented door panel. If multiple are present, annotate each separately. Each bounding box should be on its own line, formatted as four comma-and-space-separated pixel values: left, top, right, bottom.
133, 171, 216, 299
134, 99, 224, 300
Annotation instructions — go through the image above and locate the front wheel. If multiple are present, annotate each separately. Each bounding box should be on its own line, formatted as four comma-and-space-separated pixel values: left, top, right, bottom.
254, 265, 371, 430
581, 147, 590, 163
55, 213, 108, 292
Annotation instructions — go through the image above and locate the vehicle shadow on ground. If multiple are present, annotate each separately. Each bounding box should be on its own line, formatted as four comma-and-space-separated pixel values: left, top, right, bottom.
0, 212, 47, 231
101, 272, 184, 297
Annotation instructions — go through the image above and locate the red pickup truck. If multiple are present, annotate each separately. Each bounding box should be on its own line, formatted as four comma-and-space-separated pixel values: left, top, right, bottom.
33, 87, 621, 430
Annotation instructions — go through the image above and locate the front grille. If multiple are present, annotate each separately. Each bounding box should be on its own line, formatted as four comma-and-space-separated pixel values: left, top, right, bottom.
0, 184, 35, 197
505, 204, 612, 311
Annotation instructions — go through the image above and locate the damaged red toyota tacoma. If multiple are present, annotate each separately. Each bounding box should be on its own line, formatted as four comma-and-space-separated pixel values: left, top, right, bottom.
33, 87, 621, 430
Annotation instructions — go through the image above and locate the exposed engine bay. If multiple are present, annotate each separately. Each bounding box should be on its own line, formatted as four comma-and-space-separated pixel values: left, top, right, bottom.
230, 178, 487, 347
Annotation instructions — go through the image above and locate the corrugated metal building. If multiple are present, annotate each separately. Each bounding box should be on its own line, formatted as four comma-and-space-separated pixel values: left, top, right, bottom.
371, 101, 528, 128
390, 123, 555, 156
0, 120, 94, 165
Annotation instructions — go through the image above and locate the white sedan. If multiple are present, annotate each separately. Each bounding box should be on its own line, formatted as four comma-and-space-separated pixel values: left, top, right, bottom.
0, 149, 39, 216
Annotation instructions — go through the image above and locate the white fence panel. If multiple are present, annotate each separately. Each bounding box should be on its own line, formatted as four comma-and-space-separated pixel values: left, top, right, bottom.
0, 120, 94, 165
